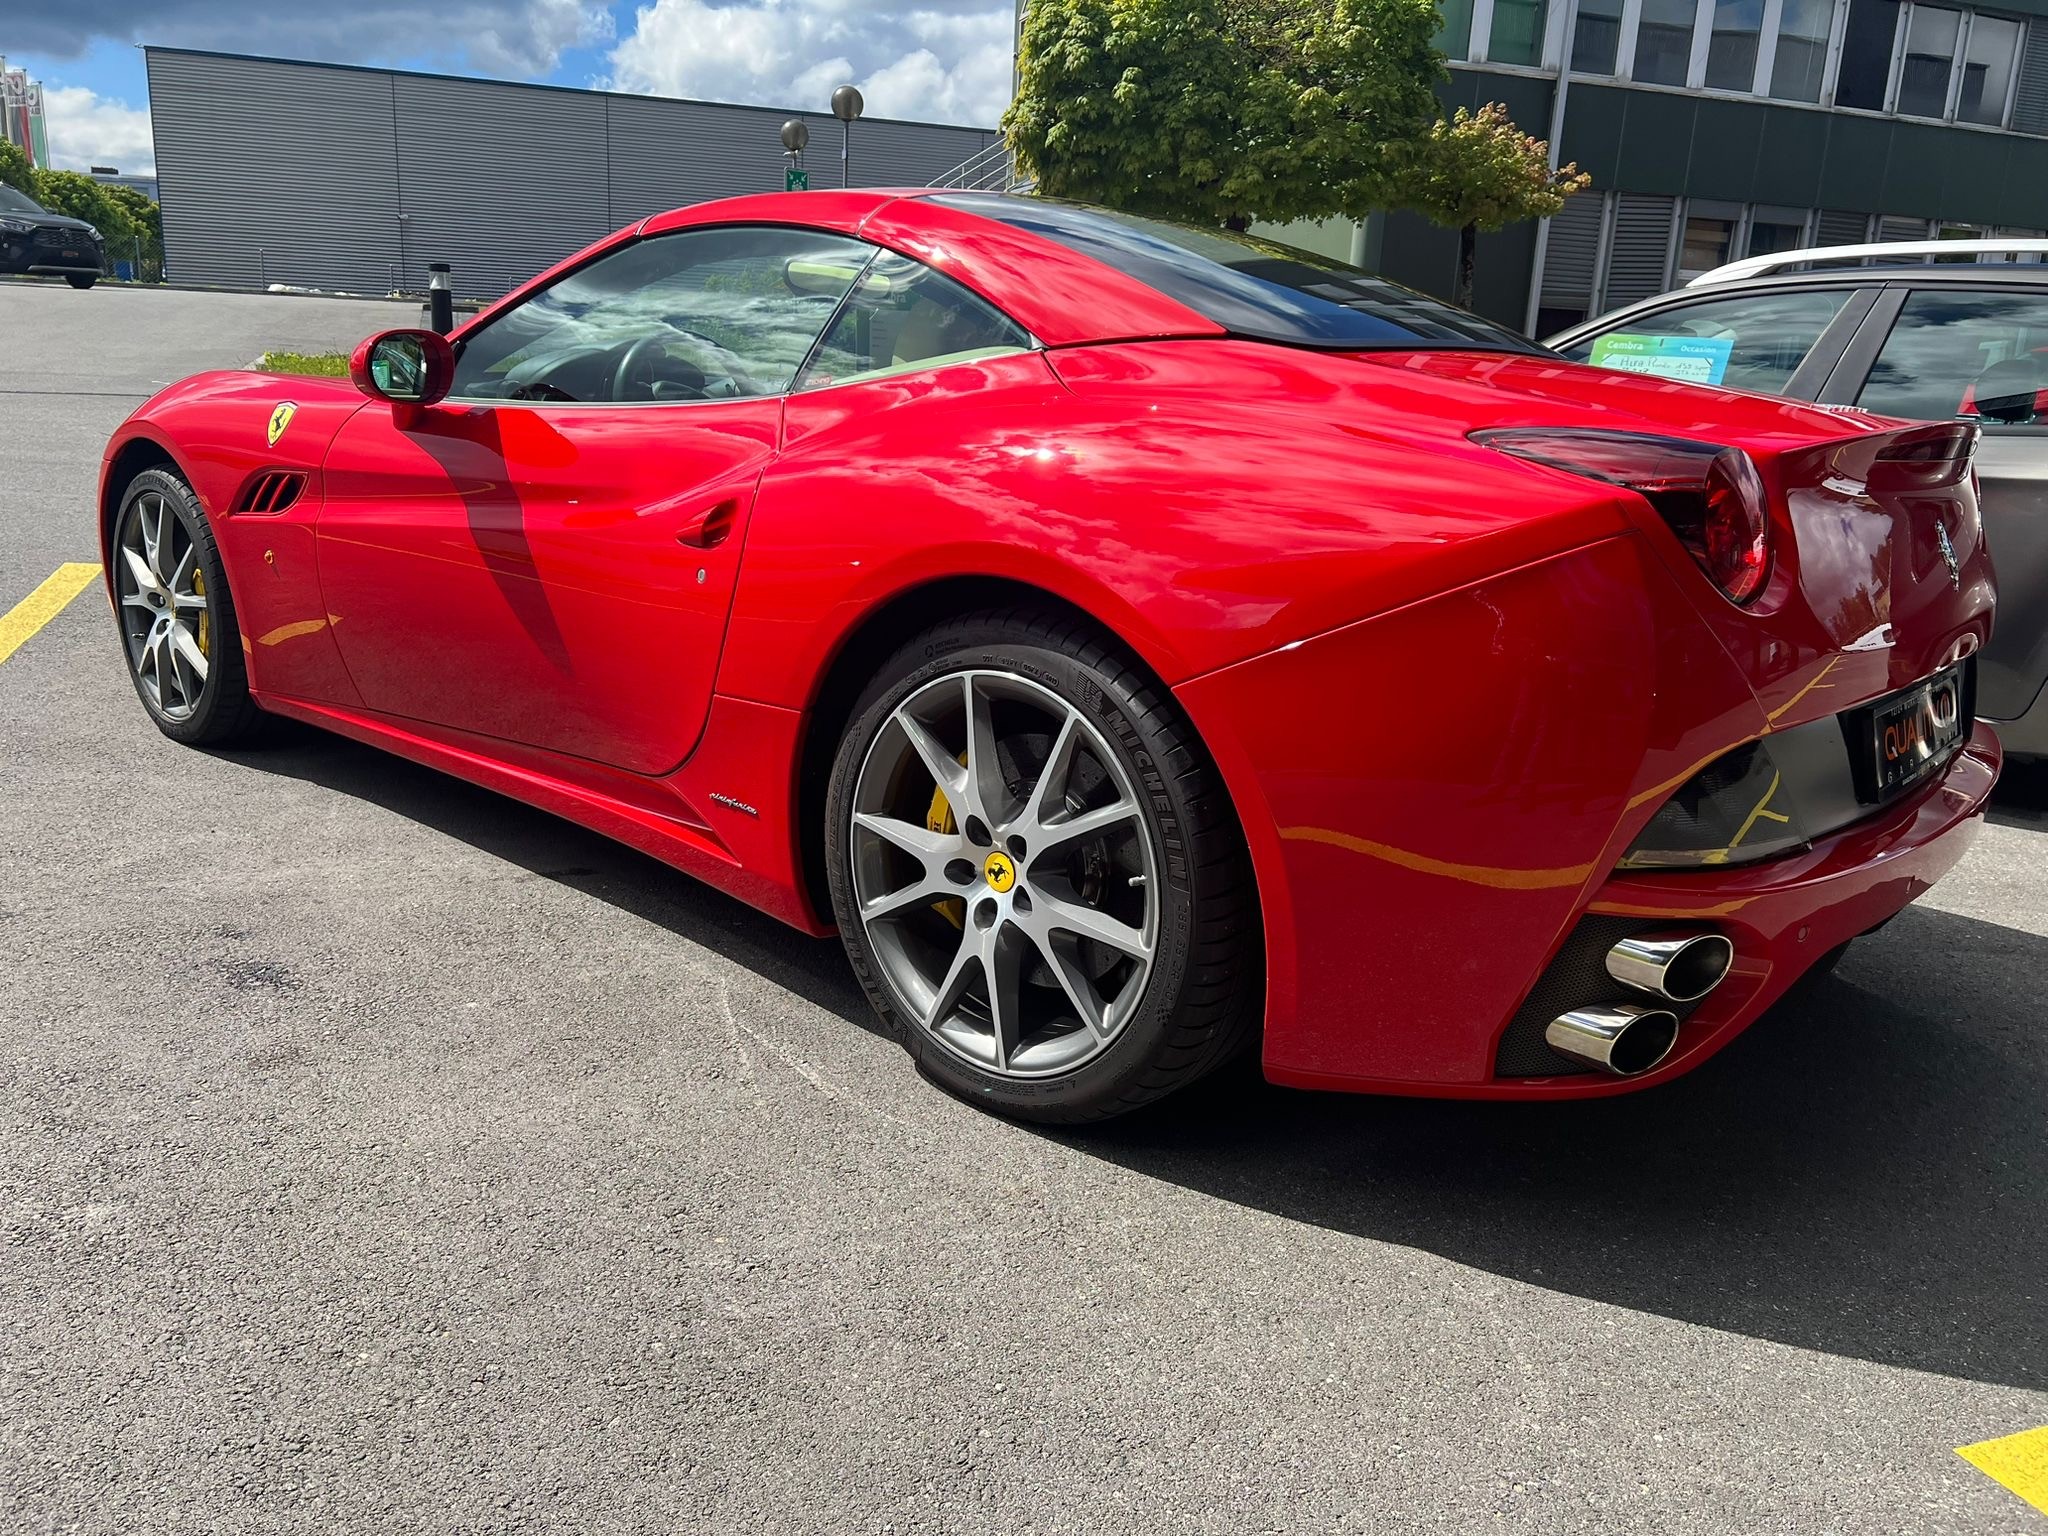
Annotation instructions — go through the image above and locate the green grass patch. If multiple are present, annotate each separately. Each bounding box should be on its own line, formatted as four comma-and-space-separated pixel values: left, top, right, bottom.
257, 351, 350, 377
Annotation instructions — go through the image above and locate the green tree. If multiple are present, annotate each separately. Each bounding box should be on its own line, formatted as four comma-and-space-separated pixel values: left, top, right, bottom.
26, 169, 136, 253
1392, 101, 1590, 308
103, 184, 164, 275
1004, 0, 1442, 229
0, 139, 33, 196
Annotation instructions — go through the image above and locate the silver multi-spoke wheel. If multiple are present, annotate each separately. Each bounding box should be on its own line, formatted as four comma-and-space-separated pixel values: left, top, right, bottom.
850, 669, 1159, 1080
115, 489, 210, 722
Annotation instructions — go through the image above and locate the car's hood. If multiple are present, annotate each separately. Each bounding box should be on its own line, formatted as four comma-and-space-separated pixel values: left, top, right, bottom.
14, 211, 99, 235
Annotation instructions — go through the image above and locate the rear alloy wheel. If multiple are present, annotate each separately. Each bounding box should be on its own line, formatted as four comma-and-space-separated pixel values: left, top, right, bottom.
112, 468, 263, 745
825, 611, 1260, 1123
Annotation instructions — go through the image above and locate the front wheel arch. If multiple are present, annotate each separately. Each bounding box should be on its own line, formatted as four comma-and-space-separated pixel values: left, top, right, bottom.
101, 435, 185, 558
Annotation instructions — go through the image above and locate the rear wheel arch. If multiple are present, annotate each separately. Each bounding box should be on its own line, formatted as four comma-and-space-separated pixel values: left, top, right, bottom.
814, 601, 1266, 1119
796, 578, 1095, 924
790, 576, 1231, 927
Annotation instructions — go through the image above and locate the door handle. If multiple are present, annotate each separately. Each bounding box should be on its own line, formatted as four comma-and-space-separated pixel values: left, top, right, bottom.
676, 498, 738, 550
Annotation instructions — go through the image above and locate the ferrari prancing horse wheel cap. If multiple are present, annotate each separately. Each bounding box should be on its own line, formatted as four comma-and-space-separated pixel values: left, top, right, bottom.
983, 850, 1016, 892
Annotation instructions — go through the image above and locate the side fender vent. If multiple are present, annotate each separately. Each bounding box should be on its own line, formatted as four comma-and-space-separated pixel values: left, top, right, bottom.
233, 471, 306, 515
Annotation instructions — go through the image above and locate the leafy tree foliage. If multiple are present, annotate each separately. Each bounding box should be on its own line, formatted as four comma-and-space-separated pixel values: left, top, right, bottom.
1005, 0, 1443, 228
28, 170, 131, 238
103, 184, 165, 270
0, 139, 33, 195
1004, 2, 1591, 314
1393, 101, 1589, 306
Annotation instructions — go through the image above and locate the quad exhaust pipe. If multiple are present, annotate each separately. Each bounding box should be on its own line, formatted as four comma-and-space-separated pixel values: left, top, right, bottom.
1604, 931, 1734, 1003
1545, 1004, 1682, 1077
1542, 931, 1735, 1077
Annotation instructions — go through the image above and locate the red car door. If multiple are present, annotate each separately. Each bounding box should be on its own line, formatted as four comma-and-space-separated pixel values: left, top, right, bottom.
317, 397, 774, 774
313, 224, 873, 776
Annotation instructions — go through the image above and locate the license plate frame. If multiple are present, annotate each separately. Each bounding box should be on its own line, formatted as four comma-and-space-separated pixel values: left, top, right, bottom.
1856, 663, 1969, 803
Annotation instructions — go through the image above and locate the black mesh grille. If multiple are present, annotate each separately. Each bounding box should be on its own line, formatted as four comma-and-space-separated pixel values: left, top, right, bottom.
1493, 914, 1713, 1077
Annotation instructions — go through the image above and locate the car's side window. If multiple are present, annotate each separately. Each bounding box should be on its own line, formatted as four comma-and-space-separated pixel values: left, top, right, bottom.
796, 251, 1032, 391
1560, 288, 1852, 395
1856, 290, 2048, 427
449, 226, 874, 405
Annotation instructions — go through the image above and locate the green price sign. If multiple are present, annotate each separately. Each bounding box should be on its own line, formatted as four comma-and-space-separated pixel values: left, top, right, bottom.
786, 166, 809, 191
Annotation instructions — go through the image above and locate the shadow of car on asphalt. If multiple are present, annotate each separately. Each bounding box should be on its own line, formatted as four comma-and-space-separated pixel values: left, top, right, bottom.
1067, 898, 2046, 1393
227, 723, 2048, 1394
222, 721, 875, 1030
1987, 751, 2048, 829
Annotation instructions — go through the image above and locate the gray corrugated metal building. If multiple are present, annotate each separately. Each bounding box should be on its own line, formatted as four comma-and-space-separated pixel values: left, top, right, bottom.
144, 48, 998, 300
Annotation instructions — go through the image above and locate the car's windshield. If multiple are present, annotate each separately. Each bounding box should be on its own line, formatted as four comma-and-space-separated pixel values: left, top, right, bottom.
0, 185, 47, 215
930, 194, 1540, 353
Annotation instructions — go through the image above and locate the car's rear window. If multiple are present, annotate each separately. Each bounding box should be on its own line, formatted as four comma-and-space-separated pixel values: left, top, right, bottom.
930, 194, 1539, 352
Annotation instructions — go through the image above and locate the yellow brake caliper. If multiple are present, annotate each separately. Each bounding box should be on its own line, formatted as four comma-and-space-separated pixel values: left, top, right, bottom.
926, 754, 968, 928
193, 568, 210, 658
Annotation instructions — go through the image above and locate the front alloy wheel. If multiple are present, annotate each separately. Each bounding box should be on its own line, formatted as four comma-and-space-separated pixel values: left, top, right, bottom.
111, 467, 263, 745
116, 486, 211, 721
826, 611, 1260, 1123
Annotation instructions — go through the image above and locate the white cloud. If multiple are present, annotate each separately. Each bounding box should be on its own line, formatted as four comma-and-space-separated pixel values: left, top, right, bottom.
42, 85, 158, 177
608, 0, 1013, 125
14, 2, 614, 78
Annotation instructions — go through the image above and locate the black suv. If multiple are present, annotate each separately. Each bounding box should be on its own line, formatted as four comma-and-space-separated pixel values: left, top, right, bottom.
1550, 244, 2048, 760
0, 182, 105, 289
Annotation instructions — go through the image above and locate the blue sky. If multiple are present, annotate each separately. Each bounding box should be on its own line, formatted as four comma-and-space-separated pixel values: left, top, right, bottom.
7, 1, 1016, 175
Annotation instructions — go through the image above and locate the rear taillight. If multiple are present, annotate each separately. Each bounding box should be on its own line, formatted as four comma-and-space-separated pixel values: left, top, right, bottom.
1473, 428, 1772, 606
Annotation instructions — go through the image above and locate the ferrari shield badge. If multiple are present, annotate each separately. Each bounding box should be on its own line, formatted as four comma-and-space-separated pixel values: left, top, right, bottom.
267, 402, 298, 447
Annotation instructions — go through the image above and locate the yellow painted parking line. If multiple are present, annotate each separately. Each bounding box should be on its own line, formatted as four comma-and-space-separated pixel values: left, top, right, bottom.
1959, 1424, 2048, 1517
0, 563, 102, 665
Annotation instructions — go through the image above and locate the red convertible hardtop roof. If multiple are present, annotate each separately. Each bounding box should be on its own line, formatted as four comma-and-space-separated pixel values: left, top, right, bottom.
638, 189, 1226, 348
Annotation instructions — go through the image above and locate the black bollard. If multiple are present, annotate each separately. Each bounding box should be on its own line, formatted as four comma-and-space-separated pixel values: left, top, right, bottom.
427, 262, 454, 335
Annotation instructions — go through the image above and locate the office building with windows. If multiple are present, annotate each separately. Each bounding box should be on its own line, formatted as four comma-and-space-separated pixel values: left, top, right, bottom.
1355, 0, 2048, 329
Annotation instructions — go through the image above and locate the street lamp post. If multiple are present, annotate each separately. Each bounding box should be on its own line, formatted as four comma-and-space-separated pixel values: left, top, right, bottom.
780, 118, 810, 191
831, 85, 864, 189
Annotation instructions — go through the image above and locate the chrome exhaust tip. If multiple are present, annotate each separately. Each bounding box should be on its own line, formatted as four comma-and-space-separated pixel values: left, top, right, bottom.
1605, 932, 1734, 1003
1545, 1004, 1681, 1077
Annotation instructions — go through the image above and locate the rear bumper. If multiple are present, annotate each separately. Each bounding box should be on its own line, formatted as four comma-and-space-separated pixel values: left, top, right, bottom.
1267, 724, 2000, 1099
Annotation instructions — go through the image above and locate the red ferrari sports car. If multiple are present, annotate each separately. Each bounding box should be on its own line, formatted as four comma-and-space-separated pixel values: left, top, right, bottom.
98, 191, 2000, 1121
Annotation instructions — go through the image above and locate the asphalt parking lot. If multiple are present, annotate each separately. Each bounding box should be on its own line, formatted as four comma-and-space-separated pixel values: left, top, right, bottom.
2, 278, 2046, 1534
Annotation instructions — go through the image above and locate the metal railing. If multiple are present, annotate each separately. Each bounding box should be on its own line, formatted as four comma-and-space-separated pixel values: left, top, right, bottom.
927, 139, 1020, 192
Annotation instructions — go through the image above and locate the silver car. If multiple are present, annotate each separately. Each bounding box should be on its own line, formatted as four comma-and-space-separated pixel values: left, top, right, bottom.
1549, 239, 2048, 757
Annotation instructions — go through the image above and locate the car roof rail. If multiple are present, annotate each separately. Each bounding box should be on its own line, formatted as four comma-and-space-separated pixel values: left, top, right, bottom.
1687, 238, 2048, 287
